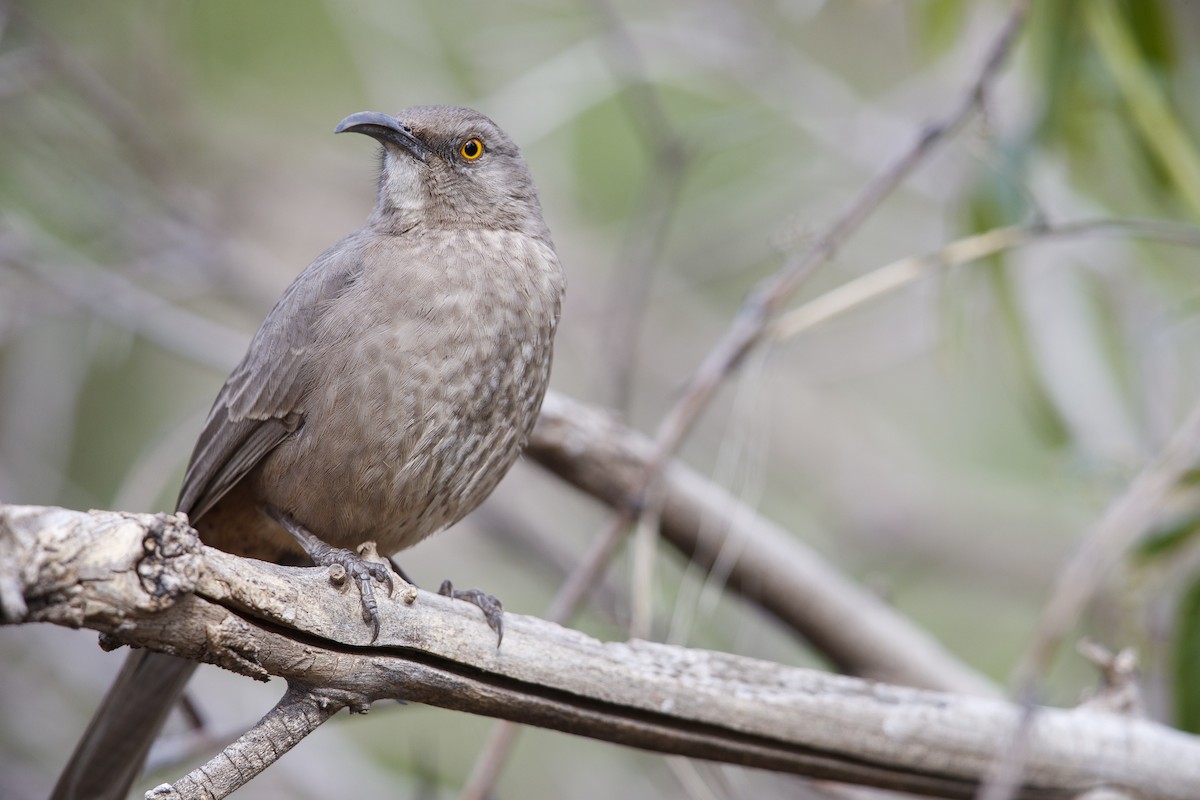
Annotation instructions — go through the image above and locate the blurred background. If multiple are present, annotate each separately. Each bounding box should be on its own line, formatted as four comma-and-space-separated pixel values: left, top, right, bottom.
3, 0, 1200, 797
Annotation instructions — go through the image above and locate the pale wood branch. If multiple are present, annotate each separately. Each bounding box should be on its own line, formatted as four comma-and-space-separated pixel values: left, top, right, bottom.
3, 504, 1199, 799
529, 391, 999, 697
146, 686, 342, 800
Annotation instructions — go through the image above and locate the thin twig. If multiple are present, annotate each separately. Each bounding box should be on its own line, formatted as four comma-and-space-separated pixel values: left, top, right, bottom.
146, 686, 344, 800
770, 218, 1200, 342
644, 0, 1030, 465
592, 0, 691, 412
978, 301, 1200, 800
5, 216, 248, 373
588, 0, 692, 643
1013, 396, 1200, 692
975, 704, 1037, 800
460, 485, 640, 799
459, 723, 522, 800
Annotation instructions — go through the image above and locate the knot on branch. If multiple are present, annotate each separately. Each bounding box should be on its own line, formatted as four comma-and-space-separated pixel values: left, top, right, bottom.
1077, 639, 1144, 717
133, 512, 203, 607
305, 685, 374, 715
0, 506, 203, 629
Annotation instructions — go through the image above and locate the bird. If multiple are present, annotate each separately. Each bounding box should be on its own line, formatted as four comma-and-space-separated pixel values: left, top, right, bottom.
51, 105, 565, 800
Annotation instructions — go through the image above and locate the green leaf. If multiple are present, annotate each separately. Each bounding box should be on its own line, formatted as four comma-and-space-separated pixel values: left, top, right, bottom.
962, 185, 1071, 448
1174, 575, 1200, 732
1028, 0, 1093, 152
1086, 0, 1200, 218
915, 0, 968, 60
1116, 0, 1176, 71
1139, 516, 1200, 560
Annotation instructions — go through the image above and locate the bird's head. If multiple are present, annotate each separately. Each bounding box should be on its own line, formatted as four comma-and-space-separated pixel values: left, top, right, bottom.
336, 106, 548, 241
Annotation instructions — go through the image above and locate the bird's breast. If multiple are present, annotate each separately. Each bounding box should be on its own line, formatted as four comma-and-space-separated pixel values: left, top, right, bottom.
258, 228, 563, 553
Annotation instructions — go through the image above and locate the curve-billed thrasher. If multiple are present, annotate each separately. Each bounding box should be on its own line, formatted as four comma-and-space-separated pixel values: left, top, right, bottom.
51, 105, 565, 799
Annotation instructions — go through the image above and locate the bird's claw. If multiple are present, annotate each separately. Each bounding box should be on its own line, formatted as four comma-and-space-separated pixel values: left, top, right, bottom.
269, 509, 394, 642
311, 546, 393, 642
439, 580, 504, 646
363, 557, 394, 595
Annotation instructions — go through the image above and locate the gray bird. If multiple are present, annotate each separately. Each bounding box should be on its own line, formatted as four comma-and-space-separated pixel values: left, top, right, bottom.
51, 105, 565, 799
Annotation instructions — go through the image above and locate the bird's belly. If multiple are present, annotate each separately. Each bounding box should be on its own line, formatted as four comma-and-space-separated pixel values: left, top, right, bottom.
255, 330, 546, 554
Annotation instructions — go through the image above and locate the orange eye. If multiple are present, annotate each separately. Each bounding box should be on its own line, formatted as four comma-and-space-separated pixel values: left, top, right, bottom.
459, 137, 484, 160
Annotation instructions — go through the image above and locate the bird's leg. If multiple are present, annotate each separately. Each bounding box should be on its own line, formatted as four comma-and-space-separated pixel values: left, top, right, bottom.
438, 580, 504, 646
267, 508, 393, 641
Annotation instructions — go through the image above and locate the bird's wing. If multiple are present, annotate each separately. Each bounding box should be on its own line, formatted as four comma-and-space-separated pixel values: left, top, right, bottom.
50, 235, 371, 800
177, 233, 367, 519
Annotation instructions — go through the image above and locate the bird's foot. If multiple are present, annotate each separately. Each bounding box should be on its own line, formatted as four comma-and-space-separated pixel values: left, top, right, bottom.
439, 580, 504, 646
269, 509, 393, 642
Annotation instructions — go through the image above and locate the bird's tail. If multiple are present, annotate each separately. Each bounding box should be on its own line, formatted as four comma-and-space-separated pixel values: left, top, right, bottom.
51, 650, 197, 800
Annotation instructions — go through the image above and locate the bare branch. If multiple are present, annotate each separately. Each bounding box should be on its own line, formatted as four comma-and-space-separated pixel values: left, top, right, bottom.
1014, 395, 1200, 690
770, 218, 1200, 343
5, 217, 248, 373
528, 391, 999, 696
5, 503, 1198, 800
146, 686, 343, 800
589, 0, 692, 413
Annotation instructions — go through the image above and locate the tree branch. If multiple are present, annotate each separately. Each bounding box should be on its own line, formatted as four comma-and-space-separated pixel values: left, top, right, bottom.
3, 504, 1198, 800
770, 218, 1200, 343
529, 391, 999, 697
146, 686, 343, 800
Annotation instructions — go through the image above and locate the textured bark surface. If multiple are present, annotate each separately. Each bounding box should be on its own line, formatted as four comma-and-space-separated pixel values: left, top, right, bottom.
3, 503, 1199, 799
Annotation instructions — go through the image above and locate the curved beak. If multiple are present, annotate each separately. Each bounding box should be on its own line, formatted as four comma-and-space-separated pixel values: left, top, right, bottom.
335, 111, 432, 162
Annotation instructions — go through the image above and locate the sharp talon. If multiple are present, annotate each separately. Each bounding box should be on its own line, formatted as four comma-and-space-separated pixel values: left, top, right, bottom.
490, 610, 504, 648
356, 572, 383, 641
438, 580, 504, 646
269, 508, 392, 640
376, 565, 394, 596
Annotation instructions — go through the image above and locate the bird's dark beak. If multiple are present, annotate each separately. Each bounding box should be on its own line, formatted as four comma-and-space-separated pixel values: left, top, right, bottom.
335, 111, 432, 162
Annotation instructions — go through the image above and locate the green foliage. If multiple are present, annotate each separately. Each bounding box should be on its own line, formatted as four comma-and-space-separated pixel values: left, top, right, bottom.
1086, 0, 1200, 217
963, 177, 1072, 449
1138, 514, 1200, 560
1115, 0, 1177, 71
1175, 575, 1200, 732
915, 0, 969, 60
1138, 470, 1200, 559
569, 96, 646, 224
1028, 0, 1200, 217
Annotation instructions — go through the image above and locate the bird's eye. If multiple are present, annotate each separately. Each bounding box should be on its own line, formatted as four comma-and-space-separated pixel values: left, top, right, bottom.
459, 138, 484, 161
